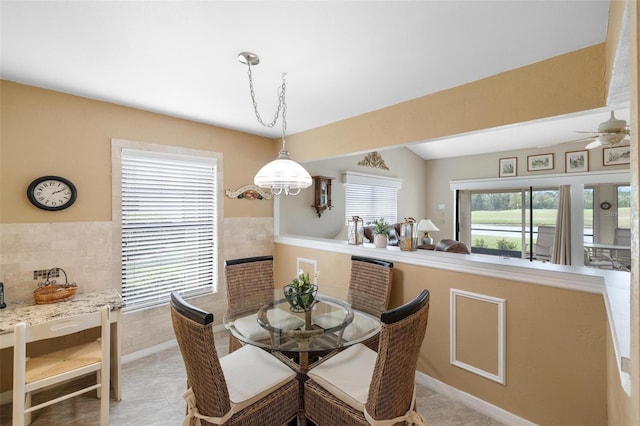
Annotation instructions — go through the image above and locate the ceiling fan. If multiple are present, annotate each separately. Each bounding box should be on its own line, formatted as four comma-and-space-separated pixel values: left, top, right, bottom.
573, 111, 630, 150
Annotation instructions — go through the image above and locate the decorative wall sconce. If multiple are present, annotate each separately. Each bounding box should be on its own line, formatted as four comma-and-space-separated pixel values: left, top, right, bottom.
311, 176, 333, 217
225, 184, 273, 200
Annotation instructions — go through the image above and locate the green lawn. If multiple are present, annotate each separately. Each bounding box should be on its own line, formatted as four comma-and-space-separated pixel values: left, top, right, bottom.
470, 208, 631, 250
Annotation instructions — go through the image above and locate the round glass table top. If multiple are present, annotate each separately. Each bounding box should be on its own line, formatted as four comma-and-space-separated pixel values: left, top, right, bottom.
223, 290, 381, 353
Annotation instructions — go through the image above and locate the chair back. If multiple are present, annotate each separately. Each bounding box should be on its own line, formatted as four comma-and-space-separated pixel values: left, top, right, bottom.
365, 290, 430, 422
348, 255, 393, 317
224, 255, 274, 317
13, 305, 110, 426
170, 292, 231, 421
614, 228, 631, 246
435, 239, 471, 254
534, 226, 555, 259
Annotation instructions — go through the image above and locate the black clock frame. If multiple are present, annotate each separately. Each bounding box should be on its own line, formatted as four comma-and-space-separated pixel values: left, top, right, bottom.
27, 175, 78, 211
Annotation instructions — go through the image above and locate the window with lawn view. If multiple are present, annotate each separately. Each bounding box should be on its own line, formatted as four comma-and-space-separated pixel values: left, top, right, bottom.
468, 189, 560, 258
617, 185, 631, 229
120, 148, 218, 309
466, 187, 596, 258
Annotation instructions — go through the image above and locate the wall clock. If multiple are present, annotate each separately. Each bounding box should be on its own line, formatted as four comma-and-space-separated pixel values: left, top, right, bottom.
600, 201, 612, 211
311, 176, 334, 218
27, 175, 77, 211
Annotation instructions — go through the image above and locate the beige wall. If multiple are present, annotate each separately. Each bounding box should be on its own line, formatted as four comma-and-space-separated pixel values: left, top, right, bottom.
285, 44, 606, 162
274, 244, 607, 426
0, 81, 279, 362
0, 81, 275, 222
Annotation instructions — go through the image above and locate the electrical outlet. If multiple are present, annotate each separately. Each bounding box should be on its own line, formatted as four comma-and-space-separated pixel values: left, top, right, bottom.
33, 268, 59, 280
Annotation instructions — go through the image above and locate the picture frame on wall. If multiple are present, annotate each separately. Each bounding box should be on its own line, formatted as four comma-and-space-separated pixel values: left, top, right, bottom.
603, 145, 631, 166
499, 157, 517, 177
527, 153, 554, 172
565, 150, 589, 173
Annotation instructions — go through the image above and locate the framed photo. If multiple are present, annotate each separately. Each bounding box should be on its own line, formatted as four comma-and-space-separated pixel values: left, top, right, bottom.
499, 157, 517, 177
565, 150, 588, 173
527, 153, 554, 172
603, 145, 631, 166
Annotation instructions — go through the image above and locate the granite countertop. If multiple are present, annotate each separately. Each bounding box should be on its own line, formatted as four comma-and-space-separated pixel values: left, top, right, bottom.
0, 288, 123, 334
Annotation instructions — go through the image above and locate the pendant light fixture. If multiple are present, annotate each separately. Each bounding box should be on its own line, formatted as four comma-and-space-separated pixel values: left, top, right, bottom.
238, 51, 312, 196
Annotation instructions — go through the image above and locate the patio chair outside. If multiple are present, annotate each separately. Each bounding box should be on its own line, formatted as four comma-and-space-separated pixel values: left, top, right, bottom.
533, 225, 555, 261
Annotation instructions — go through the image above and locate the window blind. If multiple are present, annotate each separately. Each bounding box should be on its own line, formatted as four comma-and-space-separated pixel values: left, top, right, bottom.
121, 149, 217, 309
344, 183, 398, 225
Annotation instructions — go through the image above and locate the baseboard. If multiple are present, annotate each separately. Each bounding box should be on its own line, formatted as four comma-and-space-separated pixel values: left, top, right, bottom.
415, 371, 537, 426
121, 324, 226, 364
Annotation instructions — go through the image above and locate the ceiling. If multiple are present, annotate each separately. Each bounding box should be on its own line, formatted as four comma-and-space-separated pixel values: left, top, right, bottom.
0, 1, 628, 160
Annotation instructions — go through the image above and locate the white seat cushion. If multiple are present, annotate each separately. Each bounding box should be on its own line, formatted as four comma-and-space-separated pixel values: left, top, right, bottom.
220, 344, 296, 412
313, 311, 379, 341
307, 343, 377, 411
233, 308, 305, 340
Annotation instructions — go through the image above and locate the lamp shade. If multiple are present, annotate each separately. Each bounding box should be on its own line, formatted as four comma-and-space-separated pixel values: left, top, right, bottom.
254, 149, 312, 196
417, 219, 439, 232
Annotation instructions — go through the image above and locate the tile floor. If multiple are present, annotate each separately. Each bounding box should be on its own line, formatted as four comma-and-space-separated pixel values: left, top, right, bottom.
1, 331, 504, 425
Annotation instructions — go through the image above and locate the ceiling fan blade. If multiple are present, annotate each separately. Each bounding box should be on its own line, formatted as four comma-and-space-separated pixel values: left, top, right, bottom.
585, 139, 603, 150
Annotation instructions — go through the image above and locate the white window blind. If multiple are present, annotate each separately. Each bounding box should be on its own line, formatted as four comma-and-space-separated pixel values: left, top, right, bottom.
121, 148, 217, 309
343, 172, 401, 225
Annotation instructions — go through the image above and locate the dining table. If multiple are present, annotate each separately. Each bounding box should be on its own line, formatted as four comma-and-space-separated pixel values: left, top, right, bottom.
223, 287, 381, 424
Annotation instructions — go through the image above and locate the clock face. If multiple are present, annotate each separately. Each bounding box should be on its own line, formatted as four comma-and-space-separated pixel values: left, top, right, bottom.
27, 176, 77, 211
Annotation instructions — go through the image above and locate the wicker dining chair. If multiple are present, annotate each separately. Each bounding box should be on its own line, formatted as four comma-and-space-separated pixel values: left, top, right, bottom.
169, 292, 298, 426
304, 290, 430, 426
347, 255, 393, 350
224, 255, 275, 352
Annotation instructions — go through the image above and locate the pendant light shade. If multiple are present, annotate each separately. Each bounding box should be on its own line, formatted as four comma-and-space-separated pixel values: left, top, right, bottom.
254, 148, 312, 195
239, 51, 311, 196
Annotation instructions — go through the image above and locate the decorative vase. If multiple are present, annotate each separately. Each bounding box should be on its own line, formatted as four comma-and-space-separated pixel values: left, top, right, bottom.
374, 234, 388, 248
283, 284, 318, 312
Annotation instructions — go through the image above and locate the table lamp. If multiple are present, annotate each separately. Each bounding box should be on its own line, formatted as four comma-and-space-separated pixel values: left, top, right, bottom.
417, 219, 439, 245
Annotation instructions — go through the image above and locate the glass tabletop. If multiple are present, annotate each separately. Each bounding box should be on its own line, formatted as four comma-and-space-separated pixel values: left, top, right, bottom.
223, 290, 381, 353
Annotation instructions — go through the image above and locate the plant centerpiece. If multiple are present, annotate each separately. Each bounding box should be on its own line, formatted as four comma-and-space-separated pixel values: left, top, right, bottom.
283, 270, 319, 312
373, 218, 391, 248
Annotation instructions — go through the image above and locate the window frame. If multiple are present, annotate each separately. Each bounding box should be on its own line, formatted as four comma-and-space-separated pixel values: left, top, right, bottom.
342, 171, 402, 225
111, 139, 223, 311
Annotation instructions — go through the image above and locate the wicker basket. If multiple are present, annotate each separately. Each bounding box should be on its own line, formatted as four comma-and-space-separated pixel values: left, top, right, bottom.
33, 267, 77, 304
34, 284, 78, 304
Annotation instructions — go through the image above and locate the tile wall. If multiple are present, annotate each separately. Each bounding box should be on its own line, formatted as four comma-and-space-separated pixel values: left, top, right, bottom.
0, 217, 274, 355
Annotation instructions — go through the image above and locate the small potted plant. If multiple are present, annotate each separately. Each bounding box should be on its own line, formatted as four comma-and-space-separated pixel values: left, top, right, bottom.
283, 270, 318, 312
373, 218, 391, 248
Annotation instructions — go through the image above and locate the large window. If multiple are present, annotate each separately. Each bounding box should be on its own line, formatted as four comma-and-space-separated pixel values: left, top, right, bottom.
120, 148, 218, 309
583, 187, 594, 243
343, 172, 401, 225
467, 189, 559, 258
617, 185, 631, 229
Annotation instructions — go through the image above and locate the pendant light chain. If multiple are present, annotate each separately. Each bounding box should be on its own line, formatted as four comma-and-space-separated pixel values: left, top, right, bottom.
246, 62, 287, 144
240, 51, 311, 196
